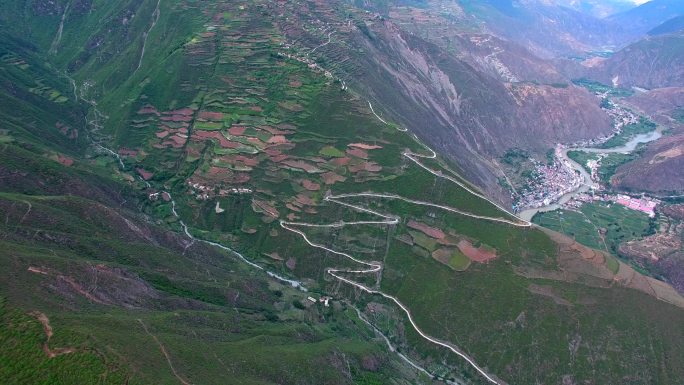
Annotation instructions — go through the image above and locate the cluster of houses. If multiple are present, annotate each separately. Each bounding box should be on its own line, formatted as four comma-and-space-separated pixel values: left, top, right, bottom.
513, 155, 582, 212
307, 295, 333, 307
613, 194, 658, 217
558, 192, 659, 218
186, 181, 252, 201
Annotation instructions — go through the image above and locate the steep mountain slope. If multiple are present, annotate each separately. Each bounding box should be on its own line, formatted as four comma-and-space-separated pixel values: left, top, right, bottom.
457, 0, 625, 58
553, 0, 637, 18
279, 1, 613, 204
626, 86, 684, 123
611, 131, 684, 194
585, 31, 684, 89
0, 27, 432, 384
610, 87, 684, 195
1, 1, 684, 385
608, 0, 684, 39
648, 14, 684, 35
380, 4, 567, 84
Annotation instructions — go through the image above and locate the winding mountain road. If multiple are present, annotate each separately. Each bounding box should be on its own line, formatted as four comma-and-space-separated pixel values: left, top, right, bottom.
279, 187, 506, 384
276, 105, 531, 383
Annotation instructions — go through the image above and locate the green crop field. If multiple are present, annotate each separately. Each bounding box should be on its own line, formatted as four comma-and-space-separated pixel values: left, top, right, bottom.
598, 118, 657, 149
532, 202, 652, 254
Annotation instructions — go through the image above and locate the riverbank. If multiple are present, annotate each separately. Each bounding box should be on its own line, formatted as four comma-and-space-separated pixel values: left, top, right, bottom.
517, 127, 663, 221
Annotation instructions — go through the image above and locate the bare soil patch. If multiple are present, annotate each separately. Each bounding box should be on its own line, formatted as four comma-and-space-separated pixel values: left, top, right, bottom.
457, 240, 497, 263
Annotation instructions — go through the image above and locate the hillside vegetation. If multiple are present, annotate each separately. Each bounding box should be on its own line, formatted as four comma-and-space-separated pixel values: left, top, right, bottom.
0, 1, 683, 385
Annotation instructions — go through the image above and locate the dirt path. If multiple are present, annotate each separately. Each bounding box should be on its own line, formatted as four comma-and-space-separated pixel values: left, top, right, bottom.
135, 0, 161, 74
30, 311, 77, 358
367, 102, 395, 127
309, 30, 333, 55
351, 305, 463, 385
137, 319, 191, 385
19, 200, 31, 225
49, 1, 70, 54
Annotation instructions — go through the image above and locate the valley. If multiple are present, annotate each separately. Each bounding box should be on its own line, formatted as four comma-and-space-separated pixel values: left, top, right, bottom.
0, 1, 683, 385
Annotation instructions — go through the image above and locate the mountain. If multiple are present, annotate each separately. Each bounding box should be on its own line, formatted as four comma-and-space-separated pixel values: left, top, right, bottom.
457, 0, 626, 58
626, 86, 684, 123
552, 0, 638, 18
611, 87, 684, 195
302, 1, 613, 203
611, 131, 684, 194
0, 24, 427, 384
1, 1, 684, 385
607, 0, 684, 38
583, 30, 684, 88
648, 14, 684, 35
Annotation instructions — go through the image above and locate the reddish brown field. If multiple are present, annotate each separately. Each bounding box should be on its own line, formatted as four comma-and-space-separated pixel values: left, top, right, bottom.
137, 105, 160, 115
346, 148, 369, 159
457, 240, 497, 263
281, 159, 319, 172
321, 172, 346, 185
55, 155, 74, 167
198, 111, 224, 121
332, 157, 351, 166
302, 179, 321, 191
193, 131, 239, 148
407, 220, 445, 239
137, 168, 154, 180
267, 135, 288, 144
228, 125, 246, 136
349, 143, 382, 150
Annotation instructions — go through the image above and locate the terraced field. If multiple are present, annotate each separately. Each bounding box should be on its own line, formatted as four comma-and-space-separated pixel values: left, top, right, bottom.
0, 1, 683, 385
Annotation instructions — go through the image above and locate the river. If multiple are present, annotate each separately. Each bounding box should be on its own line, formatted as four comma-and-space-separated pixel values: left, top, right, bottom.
517, 128, 663, 221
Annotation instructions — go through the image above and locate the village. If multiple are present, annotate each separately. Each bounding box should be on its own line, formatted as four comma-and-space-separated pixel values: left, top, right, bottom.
511, 150, 583, 212
564, 192, 659, 217
512, 93, 659, 219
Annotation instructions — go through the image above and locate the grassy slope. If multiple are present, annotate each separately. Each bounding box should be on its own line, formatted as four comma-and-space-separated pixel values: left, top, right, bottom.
0, 143, 428, 385
0, 8, 430, 383
532, 202, 652, 254
0, 1, 683, 385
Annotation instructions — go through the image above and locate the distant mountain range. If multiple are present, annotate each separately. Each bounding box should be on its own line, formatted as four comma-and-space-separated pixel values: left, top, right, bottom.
552, 0, 640, 18
607, 0, 684, 38
648, 14, 684, 35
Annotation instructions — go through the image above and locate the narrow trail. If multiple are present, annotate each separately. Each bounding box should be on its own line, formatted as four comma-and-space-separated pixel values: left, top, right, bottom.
64, 74, 124, 168
169, 198, 304, 289
368, 101, 527, 224
135, 0, 161, 74
49, 1, 70, 54
19, 200, 32, 225
137, 319, 191, 385
309, 31, 333, 55
351, 305, 463, 385
30, 311, 77, 358
367, 102, 394, 127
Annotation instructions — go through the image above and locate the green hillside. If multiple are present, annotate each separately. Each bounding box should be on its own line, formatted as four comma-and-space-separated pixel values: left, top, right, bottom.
0, 1, 683, 385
